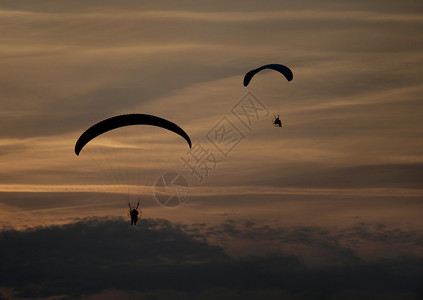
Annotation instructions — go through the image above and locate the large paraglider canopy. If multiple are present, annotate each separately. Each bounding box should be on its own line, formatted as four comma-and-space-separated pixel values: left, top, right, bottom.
75, 114, 192, 156
243, 64, 293, 87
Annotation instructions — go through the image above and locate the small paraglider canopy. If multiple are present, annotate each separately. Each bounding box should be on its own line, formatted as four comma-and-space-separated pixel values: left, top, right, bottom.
75, 114, 192, 156
243, 64, 293, 87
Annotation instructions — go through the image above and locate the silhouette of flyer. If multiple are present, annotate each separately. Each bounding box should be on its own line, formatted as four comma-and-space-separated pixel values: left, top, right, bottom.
205, 116, 245, 157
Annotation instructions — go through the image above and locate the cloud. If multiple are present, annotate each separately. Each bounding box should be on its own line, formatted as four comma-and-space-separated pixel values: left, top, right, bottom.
1, 218, 423, 299
187, 219, 423, 264
0, 218, 231, 297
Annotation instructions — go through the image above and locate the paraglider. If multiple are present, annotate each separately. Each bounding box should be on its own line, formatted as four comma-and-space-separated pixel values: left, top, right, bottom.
273, 115, 282, 127
75, 114, 192, 225
243, 64, 293, 87
75, 114, 192, 156
128, 202, 141, 225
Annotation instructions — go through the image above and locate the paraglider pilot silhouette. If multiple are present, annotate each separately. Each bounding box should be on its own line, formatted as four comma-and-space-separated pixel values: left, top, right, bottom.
74, 113, 192, 227
243, 64, 292, 129
273, 115, 282, 127
128, 202, 141, 225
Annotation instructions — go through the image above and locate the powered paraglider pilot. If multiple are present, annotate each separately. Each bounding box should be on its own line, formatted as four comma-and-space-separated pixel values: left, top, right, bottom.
128, 202, 141, 226
273, 115, 282, 127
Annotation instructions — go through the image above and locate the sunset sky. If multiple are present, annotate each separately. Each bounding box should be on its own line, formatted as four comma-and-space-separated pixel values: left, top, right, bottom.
0, 1, 422, 298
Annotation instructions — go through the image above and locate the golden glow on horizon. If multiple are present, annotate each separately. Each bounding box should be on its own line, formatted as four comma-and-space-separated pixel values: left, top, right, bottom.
1, 9, 423, 23
0, 184, 422, 198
